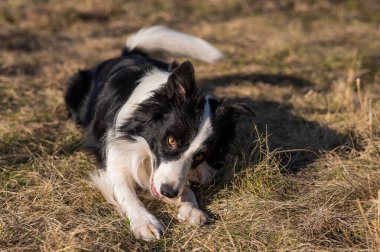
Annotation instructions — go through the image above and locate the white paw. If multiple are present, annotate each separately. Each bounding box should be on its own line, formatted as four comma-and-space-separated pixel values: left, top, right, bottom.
188, 162, 216, 185
131, 214, 164, 241
177, 203, 208, 226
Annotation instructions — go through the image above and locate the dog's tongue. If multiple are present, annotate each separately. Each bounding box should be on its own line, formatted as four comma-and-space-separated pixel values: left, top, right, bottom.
151, 183, 157, 195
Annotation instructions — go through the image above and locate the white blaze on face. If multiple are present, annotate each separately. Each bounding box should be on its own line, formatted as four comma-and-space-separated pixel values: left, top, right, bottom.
153, 96, 213, 194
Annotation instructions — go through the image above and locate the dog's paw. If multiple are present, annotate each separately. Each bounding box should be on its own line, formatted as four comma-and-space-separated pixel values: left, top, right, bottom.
188, 162, 216, 185
177, 202, 208, 226
131, 214, 164, 241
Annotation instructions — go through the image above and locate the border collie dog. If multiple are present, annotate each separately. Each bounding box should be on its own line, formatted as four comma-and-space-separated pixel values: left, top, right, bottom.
65, 26, 248, 241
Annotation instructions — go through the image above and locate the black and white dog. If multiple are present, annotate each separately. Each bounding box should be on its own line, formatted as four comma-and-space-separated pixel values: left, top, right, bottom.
65, 26, 249, 241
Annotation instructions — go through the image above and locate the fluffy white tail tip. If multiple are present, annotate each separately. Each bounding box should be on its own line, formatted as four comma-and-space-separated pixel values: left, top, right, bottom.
126, 25, 223, 63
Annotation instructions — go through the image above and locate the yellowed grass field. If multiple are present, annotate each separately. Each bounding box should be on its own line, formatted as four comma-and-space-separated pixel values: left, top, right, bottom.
1, 0, 380, 251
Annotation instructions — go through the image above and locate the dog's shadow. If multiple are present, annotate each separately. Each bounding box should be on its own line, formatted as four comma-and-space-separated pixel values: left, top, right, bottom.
200, 72, 354, 171
191, 72, 361, 222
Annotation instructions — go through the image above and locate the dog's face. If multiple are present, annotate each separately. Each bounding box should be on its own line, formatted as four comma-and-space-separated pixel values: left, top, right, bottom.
120, 61, 249, 199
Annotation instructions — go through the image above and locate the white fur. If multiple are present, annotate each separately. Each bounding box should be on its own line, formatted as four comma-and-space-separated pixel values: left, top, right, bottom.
164, 186, 208, 226
188, 161, 216, 185
91, 136, 153, 209
91, 135, 164, 241
126, 25, 223, 63
177, 202, 208, 226
186, 95, 212, 154
153, 96, 213, 193
115, 69, 169, 129
91, 169, 122, 214
107, 136, 153, 187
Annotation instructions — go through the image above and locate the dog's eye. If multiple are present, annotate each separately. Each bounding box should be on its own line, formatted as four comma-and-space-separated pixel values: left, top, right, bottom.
194, 153, 204, 162
167, 136, 177, 148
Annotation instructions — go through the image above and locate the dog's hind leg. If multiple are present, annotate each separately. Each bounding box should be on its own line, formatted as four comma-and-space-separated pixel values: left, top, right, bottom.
165, 186, 208, 226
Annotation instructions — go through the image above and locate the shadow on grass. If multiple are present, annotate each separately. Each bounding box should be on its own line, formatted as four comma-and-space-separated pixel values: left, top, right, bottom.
0, 30, 46, 52
192, 72, 362, 221
200, 72, 359, 172
0, 63, 40, 77
0, 29, 78, 53
0, 124, 82, 168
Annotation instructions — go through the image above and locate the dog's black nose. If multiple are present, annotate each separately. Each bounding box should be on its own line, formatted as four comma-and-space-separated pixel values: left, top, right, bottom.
160, 184, 179, 198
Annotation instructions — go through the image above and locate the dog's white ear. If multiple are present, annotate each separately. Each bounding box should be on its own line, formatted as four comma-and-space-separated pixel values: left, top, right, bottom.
167, 61, 196, 99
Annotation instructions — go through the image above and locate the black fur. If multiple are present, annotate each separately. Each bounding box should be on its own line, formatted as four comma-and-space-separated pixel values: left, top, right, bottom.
65, 52, 245, 170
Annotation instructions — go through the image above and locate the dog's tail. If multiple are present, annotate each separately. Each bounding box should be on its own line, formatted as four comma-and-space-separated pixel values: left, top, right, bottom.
125, 25, 223, 63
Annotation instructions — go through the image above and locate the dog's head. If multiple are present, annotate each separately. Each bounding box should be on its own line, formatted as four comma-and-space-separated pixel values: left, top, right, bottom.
123, 61, 251, 199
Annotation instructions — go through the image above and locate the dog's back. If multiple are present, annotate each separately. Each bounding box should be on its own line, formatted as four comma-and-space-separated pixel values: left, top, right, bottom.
65, 26, 223, 161
65, 26, 223, 126
65, 55, 167, 126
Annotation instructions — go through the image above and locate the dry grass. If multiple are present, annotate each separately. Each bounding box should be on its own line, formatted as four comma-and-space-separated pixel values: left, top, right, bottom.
1, 0, 380, 251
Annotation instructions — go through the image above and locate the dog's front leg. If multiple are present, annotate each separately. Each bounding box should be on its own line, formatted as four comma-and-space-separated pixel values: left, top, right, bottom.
165, 186, 208, 226
100, 142, 164, 241
188, 161, 216, 185
107, 170, 164, 241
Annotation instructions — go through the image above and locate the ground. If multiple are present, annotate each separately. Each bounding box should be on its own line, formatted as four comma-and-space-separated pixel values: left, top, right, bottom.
1, 0, 380, 251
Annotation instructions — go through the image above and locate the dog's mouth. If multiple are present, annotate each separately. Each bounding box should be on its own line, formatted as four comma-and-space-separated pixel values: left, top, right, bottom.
150, 177, 163, 199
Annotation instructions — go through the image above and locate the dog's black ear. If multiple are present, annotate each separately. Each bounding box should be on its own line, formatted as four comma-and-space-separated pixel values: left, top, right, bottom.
167, 61, 196, 100
215, 100, 255, 122
206, 95, 223, 111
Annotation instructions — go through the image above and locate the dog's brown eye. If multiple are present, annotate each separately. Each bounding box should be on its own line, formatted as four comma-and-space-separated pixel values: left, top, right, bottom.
167, 136, 177, 148
194, 153, 204, 162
